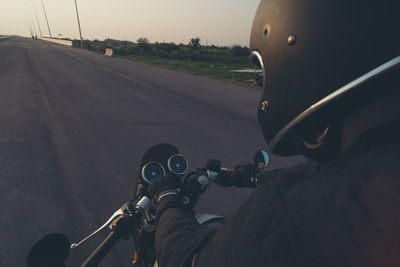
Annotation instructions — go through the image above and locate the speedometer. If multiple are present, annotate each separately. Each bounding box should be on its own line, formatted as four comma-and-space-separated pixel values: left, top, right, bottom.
141, 162, 166, 183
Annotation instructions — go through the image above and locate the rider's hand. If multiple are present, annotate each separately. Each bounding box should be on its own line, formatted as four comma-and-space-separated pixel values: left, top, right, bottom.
182, 172, 208, 209
216, 164, 259, 188
148, 172, 180, 198
148, 173, 187, 221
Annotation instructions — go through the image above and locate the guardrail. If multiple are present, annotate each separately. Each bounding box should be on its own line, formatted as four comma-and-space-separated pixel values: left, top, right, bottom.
38, 37, 73, 47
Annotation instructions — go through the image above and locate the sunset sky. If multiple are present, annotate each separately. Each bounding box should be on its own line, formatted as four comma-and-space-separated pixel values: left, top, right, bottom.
0, 0, 260, 46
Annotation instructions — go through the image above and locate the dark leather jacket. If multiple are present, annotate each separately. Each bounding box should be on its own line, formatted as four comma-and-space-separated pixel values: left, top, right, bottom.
155, 121, 400, 267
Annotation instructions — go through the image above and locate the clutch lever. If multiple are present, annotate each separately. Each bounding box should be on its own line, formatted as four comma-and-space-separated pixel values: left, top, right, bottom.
70, 208, 125, 250
70, 197, 150, 250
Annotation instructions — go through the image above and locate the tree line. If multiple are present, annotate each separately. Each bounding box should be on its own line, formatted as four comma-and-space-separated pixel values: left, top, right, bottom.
73, 37, 250, 63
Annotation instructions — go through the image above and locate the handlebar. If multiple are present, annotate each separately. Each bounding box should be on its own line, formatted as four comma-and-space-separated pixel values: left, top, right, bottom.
70, 197, 151, 267
82, 231, 120, 267
180, 164, 233, 206
27, 149, 270, 267
82, 213, 136, 267
69, 161, 241, 266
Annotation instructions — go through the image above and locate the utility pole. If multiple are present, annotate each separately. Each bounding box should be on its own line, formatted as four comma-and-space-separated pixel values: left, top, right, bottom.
74, 0, 83, 48
26, 11, 37, 37
28, 24, 34, 38
25, 17, 34, 38
29, 25, 34, 38
34, 8, 42, 37
25, 2, 42, 37
40, 0, 52, 38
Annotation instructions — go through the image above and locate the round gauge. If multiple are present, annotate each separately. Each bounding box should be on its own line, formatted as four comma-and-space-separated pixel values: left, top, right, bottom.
141, 162, 166, 183
167, 154, 188, 175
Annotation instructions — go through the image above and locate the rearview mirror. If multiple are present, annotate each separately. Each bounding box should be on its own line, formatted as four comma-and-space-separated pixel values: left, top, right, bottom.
27, 233, 70, 267
254, 150, 270, 169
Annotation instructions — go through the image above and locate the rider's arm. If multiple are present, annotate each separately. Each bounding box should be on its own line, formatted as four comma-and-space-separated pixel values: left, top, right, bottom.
154, 193, 215, 267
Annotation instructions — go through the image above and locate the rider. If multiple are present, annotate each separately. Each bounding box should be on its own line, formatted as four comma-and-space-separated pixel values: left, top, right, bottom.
149, 0, 400, 266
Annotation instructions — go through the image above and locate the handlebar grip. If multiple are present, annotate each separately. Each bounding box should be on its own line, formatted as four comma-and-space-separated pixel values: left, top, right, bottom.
205, 159, 221, 172
81, 231, 120, 267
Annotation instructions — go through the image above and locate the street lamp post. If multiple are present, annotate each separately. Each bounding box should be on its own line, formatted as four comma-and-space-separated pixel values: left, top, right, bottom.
25, 17, 34, 38
29, 25, 34, 38
40, 0, 52, 38
73, 0, 83, 48
25, 11, 37, 37
31, 15, 37, 37
25, 2, 42, 37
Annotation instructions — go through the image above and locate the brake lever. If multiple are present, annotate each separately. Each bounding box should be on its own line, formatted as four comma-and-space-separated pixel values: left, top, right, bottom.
70, 208, 124, 250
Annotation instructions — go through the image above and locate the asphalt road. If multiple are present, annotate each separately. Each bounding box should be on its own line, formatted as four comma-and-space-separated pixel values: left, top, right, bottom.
0, 35, 13, 41
0, 37, 304, 266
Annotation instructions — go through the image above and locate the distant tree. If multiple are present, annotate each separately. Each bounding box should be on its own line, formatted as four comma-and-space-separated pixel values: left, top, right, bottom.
189, 37, 201, 49
137, 37, 151, 52
163, 42, 179, 53
169, 50, 186, 59
231, 45, 250, 56
125, 45, 139, 55
136, 37, 149, 44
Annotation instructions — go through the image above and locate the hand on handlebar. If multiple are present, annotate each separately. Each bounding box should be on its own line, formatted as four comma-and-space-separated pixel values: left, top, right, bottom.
182, 172, 209, 208
148, 172, 181, 198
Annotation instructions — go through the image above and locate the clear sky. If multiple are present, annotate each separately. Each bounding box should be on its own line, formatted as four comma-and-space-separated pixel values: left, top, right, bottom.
0, 0, 260, 46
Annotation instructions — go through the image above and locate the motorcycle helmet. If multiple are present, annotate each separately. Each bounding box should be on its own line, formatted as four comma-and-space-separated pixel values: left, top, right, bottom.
250, 0, 400, 158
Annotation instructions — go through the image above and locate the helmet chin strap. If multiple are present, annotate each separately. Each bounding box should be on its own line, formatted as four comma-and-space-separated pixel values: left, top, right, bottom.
302, 126, 330, 150
294, 122, 342, 163
298, 88, 400, 162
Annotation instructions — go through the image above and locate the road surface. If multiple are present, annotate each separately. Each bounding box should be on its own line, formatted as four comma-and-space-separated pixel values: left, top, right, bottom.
0, 37, 304, 266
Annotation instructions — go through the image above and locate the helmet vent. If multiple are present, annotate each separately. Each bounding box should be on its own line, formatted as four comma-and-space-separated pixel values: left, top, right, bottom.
288, 35, 297, 46
263, 24, 271, 40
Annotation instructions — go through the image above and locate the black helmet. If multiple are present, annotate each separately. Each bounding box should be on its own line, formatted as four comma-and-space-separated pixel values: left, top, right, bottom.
250, 0, 400, 157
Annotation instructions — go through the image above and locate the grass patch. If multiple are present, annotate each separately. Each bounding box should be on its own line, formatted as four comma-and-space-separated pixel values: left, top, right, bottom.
118, 55, 257, 85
